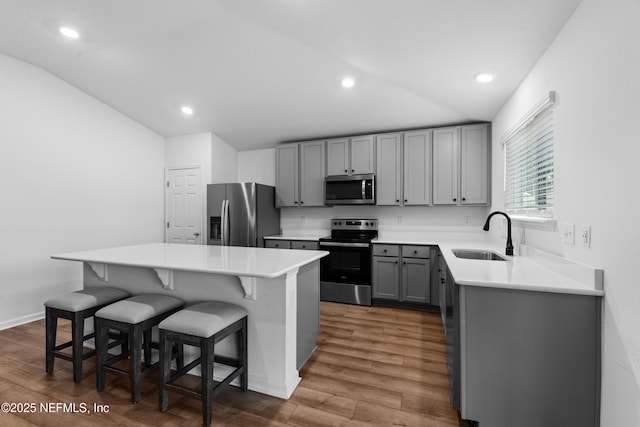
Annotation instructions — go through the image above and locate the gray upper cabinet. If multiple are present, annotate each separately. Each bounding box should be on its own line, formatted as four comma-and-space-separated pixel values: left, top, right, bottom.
275, 140, 325, 208
326, 138, 350, 176
376, 133, 403, 205
460, 124, 489, 205
433, 124, 489, 206
327, 135, 375, 176
299, 141, 326, 207
276, 123, 488, 208
275, 143, 299, 207
403, 129, 432, 205
432, 127, 459, 205
376, 130, 432, 206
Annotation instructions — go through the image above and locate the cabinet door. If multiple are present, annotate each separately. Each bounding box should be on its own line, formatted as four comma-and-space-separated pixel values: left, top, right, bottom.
460, 124, 489, 205
432, 127, 459, 205
376, 133, 402, 205
275, 144, 299, 207
299, 141, 326, 206
326, 138, 350, 176
372, 256, 400, 300
403, 130, 432, 205
350, 135, 376, 175
402, 257, 430, 303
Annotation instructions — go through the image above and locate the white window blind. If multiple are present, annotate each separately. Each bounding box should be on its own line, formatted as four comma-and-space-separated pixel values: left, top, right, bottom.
503, 91, 555, 214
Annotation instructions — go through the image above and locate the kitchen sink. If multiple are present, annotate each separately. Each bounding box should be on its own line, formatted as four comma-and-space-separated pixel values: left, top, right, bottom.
451, 249, 508, 261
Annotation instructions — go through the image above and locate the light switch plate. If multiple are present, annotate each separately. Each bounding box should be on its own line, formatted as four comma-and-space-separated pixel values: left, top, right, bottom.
564, 223, 575, 245
581, 225, 591, 248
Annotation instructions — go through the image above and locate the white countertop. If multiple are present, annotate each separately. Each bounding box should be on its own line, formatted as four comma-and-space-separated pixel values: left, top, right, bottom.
374, 233, 603, 296
52, 243, 328, 279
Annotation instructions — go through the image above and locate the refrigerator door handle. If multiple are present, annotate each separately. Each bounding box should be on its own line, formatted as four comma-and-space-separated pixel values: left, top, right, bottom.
221, 200, 229, 246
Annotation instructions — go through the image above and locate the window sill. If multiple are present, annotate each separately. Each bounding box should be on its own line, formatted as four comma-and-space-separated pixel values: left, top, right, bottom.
510, 215, 557, 231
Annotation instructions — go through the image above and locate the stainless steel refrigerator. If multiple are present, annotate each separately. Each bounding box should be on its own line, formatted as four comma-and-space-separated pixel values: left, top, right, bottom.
206, 182, 280, 247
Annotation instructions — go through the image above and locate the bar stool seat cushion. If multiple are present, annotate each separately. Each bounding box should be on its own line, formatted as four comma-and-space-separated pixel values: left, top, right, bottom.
159, 301, 248, 338
45, 287, 130, 312
96, 294, 183, 324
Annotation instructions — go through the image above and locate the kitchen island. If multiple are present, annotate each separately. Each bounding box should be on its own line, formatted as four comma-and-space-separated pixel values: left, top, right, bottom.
52, 242, 328, 399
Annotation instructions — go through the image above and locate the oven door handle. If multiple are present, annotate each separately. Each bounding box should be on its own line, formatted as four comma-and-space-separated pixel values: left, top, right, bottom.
319, 241, 370, 248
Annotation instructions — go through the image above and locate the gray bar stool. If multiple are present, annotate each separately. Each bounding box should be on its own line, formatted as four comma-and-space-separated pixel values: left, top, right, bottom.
158, 301, 248, 426
45, 286, 130, 383
94, 293, 184, 403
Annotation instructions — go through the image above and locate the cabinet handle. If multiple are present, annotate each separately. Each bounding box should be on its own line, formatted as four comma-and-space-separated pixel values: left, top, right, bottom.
404, 199, 407, 202
462, 197, 466, 202
441, 278, 446, 284
344, 169, 348, 173
453, 198, 457, 202
395, 261, 398, 264
351, 169, 354, 173
403, 261, 406, 265
413, 250, 417, 254
396, 199, 399, 202
300, 201, 304, 204
383, 249, 387, 253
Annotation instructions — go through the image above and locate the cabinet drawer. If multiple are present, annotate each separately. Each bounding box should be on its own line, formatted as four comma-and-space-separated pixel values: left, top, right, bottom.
373, 244, 400, 257
265, 240, 291, 249
402, 245, 430, 258
291, 240, 318, 250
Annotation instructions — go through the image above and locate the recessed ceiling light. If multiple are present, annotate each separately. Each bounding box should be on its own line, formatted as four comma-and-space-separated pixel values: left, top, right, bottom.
474, 73, 495, 83
58, 26, 80, 39
181, 106, 194, 115
341, 77, 355, 89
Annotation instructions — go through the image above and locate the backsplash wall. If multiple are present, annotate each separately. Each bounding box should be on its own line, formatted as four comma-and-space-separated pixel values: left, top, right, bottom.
280, 205, 490, 235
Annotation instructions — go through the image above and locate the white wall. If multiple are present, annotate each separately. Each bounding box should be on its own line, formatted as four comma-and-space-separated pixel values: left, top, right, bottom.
489, 0, 640, 424
211, 133, 238, 183
0, 53, 165, 329
165, 132, 212, 185
238, 148, 276, 186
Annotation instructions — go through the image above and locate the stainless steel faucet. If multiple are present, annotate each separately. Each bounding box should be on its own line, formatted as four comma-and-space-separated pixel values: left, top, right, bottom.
483, 211, 514, 256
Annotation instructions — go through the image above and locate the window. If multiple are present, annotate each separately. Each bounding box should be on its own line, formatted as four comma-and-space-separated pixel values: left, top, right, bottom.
502, 91, 555, 217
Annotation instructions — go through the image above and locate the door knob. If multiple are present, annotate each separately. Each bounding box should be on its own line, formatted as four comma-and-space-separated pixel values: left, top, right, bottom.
194, 232, 200, 237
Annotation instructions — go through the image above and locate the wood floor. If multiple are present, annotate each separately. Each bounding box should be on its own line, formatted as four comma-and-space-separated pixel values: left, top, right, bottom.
0, 302, 467, 426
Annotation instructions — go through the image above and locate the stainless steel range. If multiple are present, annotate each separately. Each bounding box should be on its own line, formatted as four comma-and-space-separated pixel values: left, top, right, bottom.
319, 219, 378, 306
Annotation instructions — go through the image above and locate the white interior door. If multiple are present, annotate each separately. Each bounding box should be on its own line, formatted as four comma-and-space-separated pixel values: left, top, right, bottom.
165, 167, 202, 244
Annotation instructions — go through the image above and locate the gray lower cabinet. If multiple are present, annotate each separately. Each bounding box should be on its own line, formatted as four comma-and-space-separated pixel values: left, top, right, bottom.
442, 268, 602, 427
373, 244, 433, 304
264, 239, 318, 250
265, 239, 292, 249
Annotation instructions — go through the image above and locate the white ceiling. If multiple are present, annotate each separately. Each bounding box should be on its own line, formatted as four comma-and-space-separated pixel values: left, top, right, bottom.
0, 0, 581, 151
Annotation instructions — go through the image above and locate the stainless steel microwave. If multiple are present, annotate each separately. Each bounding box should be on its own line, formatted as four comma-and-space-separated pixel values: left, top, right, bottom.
324, 174, 375, 205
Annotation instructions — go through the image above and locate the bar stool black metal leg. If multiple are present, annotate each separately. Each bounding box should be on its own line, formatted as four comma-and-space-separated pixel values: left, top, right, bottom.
129, 325, 143, 403
71, 311, 84, 383
159, 330, 171, 412
240, 317, 248, 391
45, 308, 57, 374
96, 317, 109, 391
201, 336, 215, 427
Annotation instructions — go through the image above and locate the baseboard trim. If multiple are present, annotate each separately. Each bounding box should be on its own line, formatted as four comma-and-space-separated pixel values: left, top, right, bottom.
0, 311, 45, 331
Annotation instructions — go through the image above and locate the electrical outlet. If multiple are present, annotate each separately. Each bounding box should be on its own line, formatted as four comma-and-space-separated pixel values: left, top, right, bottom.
581, 225, 591, 248
397, 216, 403, 224
564, 223, 575, 245
464, 216, 470, 224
